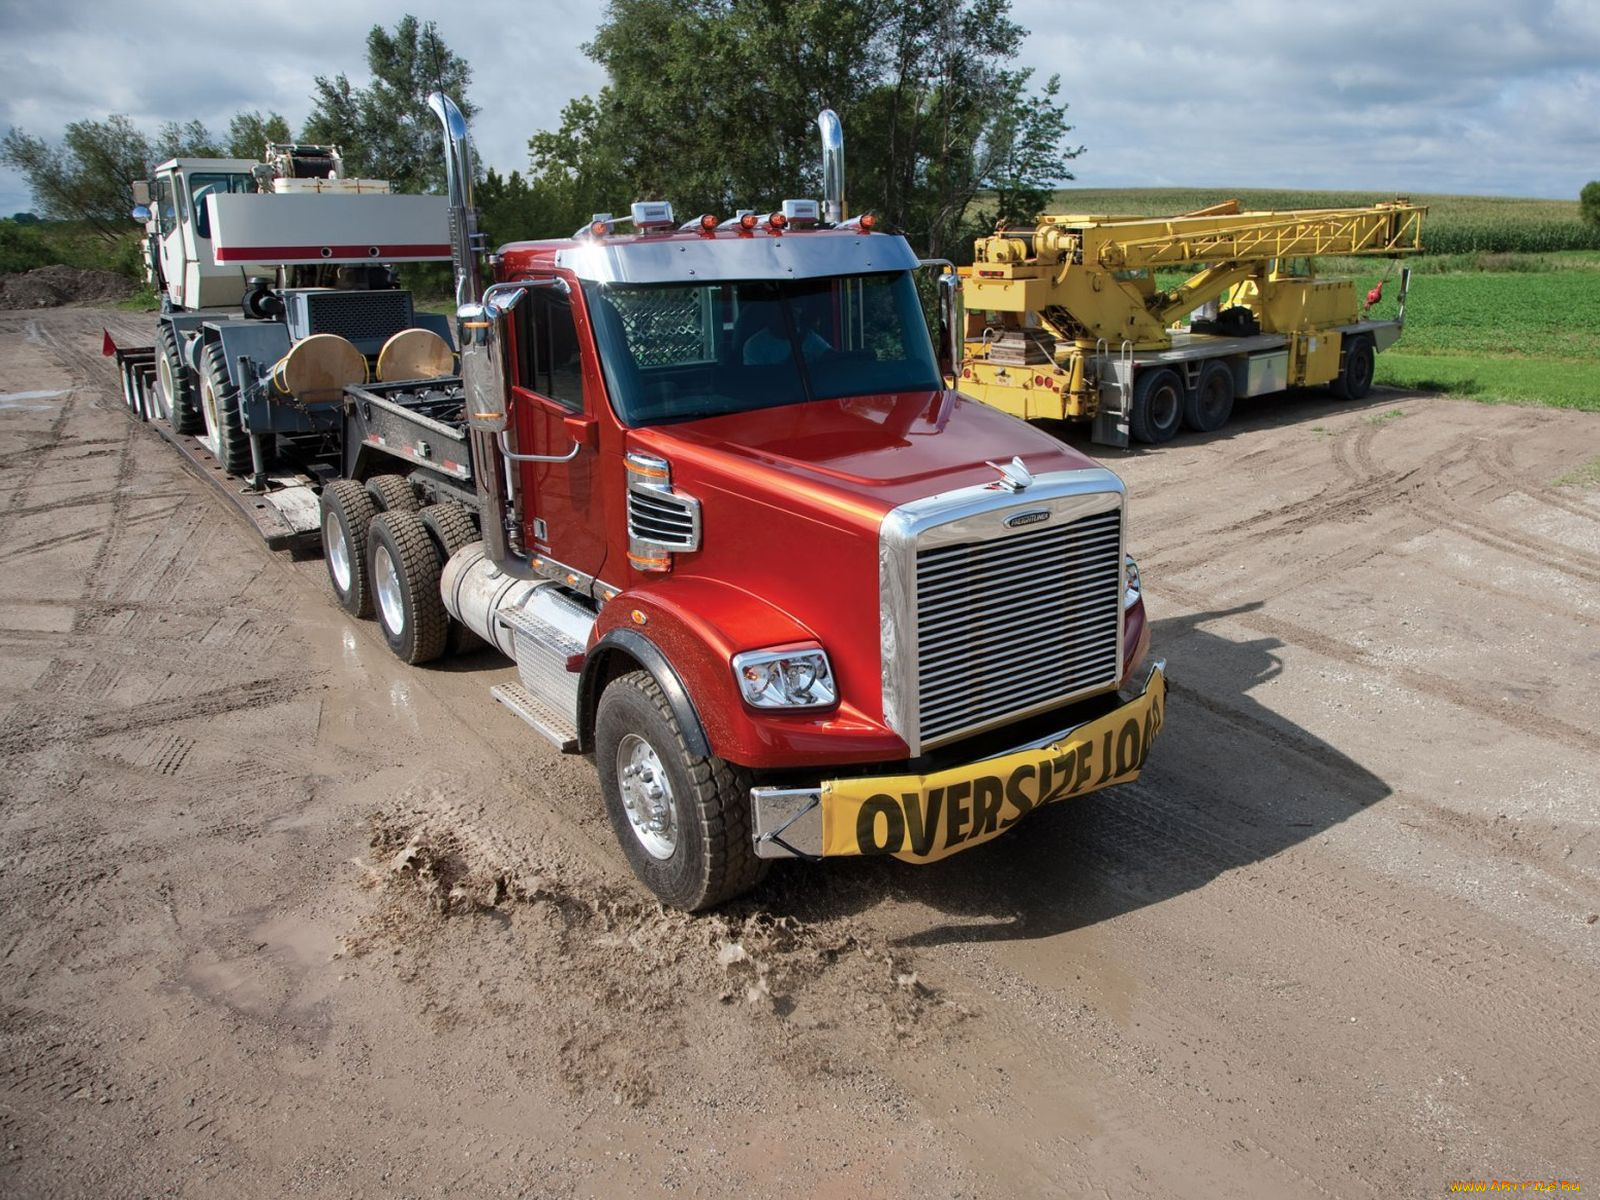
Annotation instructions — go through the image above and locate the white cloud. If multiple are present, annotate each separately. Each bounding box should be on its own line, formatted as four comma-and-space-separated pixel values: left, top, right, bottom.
1, 0, 1596, 218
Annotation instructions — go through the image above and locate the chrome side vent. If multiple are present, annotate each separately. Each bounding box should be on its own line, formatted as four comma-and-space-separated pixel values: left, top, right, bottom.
625, 451, 700, 572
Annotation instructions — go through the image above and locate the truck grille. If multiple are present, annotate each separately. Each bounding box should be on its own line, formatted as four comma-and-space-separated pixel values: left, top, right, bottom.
913, 508, 1122, 746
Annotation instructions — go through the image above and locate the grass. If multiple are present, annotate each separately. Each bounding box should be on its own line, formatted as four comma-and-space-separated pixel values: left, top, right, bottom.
1553, 456, 1600, 488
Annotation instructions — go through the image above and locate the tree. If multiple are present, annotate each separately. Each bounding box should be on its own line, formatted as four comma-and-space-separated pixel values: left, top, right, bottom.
303, 15, 474, 192
227, 111, 292, 159
534, 0, 1081, 260
1582, 181, 1600, 229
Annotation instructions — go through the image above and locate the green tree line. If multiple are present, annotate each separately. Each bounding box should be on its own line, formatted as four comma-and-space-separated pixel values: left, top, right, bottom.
4, 4, 1080, 268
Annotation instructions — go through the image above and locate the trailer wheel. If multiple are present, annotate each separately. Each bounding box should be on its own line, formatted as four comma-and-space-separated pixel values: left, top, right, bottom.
1330, 333, 1376, 401
1183, 360, 1235, 433
199, 342, 254, 476
321, 480, 379, 618
1129, 367, 1184, 444
595, 671, 767, 911
366, 474, 421, 514
366, 510, 448, 665
156, 324, 201, 435
420, 503, 484, 654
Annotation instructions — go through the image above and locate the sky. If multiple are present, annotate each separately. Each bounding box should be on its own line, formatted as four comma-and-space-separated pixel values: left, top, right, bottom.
1, 0, 1597, 218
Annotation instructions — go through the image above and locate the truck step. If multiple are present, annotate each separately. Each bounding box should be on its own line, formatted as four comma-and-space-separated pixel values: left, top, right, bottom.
490, 681, 579, 752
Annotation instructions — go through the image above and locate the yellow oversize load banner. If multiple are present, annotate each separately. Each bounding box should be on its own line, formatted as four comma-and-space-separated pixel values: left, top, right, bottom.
821, 664, 1166, 863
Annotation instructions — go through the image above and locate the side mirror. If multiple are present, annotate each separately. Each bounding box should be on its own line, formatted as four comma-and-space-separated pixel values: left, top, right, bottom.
130, 205, 151, 223
131, 181, 151, 206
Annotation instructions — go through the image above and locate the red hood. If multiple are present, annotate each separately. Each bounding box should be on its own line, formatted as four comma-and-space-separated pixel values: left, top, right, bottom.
630, 390, 1107, 519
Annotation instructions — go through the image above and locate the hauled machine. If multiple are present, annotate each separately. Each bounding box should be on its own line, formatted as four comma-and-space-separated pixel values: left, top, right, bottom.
108, 97, 1168, 910
957, 200, 1427, 445
107, 140, 459, 542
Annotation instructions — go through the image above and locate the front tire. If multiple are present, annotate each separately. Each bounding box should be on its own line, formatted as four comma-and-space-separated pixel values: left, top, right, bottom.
1330, 333, 1376, 401
366, 509, 448, 664
595, 671, 767, 911
200, 341, 253, 475
156, 324, 201, 434
1129, 367, 1184, 444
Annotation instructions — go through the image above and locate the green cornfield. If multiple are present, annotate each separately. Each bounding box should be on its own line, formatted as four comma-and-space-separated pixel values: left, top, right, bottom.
1045, 188, 1600, 255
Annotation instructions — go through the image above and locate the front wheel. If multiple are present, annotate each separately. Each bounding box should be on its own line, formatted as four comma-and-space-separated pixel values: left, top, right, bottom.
595, 671, 767, 910
1330, 334, 1376, 401
1129, 367, 1184, 444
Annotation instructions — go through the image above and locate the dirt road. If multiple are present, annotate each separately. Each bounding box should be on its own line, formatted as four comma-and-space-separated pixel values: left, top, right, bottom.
2, 306, 1597, 1198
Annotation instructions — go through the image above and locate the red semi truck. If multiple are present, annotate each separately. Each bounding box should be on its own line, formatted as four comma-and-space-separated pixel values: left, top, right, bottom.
111, 95, 1166, 909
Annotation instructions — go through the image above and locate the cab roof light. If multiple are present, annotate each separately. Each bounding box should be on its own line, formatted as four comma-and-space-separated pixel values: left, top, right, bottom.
766, 211, 788, 232
577, 212, 616, 238
839, 212, 877, 232
780, 198, 820, 227
630, 200, 675, 231
718, 210, 758, 231
679, 213, 721, 234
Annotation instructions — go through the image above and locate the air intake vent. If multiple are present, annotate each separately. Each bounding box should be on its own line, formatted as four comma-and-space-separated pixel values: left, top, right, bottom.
628, 489, 698, 550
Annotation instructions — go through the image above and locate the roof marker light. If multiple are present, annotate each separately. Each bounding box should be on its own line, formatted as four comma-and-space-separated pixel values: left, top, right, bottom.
767, 212, 788, 232
739, 212, 759, 232
700, 213, 719, 232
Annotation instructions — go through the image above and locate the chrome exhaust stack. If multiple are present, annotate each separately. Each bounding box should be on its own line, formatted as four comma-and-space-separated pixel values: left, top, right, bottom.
818, 109, 845, 225
428, 91, 542, 579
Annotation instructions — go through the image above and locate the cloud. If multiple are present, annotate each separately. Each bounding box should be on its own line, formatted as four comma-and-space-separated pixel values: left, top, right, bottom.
1, 0, 1596, 217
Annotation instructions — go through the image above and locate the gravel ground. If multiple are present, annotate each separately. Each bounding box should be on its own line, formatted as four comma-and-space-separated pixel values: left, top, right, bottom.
1, 306, 1597, 1198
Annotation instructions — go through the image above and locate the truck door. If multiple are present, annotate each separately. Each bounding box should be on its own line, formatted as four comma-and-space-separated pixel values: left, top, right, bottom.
508, 275, 609, 588
153, 173, 185, 309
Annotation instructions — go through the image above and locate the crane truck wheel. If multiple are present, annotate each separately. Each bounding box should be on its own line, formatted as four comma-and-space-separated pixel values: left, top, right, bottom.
1330, 334, 1376, 401
1129, 368, 1184, 444
320, 480, 379, 619
419, 503, 485, 655
366, 474, 421, 515
156, 324, 202, 435
365, 509, 449, 665
1183, 360, 1236, 433
199, 342, 254, 476
595, 671, 768, 911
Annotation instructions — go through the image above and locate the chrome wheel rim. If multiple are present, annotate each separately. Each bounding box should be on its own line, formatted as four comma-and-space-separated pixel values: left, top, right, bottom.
373, 543, 405, 636
327, 515, 353, 592
616, 733, 678, 859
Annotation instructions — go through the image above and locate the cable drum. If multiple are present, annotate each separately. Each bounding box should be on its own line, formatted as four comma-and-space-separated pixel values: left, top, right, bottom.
270, 333, 369, 400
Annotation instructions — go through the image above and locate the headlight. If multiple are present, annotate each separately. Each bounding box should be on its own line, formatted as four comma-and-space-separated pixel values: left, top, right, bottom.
1124, 555, 1141, 609
732, 646, 837, 709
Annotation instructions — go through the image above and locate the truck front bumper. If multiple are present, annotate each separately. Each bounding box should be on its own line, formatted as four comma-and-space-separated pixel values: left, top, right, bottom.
751, 661, 1166, 862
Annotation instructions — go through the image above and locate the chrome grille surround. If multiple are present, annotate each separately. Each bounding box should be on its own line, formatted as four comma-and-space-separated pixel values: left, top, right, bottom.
880, 468, 1126, 756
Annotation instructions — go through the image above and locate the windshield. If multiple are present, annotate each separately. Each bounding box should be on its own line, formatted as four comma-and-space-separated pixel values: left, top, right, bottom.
188, 172, 254, 240
583, 270, 941, 426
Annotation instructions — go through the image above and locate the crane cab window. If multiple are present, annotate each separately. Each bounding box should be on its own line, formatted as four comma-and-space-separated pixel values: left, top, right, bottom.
513, 284, 584, 412
154, 177, 178, 238
187, 173, 254, 240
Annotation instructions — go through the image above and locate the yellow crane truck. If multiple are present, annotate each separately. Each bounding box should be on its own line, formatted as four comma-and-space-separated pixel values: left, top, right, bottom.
955, 199, 1426, 445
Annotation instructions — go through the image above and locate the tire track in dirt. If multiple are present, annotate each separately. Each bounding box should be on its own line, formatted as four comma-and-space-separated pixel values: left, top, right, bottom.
1155, 579, 1595, 754
1479, 437, 1600, 525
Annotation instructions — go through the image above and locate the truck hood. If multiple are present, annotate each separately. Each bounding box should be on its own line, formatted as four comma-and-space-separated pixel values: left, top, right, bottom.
633, 390, 1107, 520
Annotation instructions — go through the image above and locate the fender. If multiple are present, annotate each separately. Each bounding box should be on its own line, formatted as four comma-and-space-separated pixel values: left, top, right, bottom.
578, 627, 710, 759
585, 576, 905, 770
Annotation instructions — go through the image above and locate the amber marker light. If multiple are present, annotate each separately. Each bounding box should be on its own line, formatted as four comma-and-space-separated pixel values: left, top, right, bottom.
767, 212, 788, 232
590, 220, 609, 236
739, 212, 759, 232
859, 212, 876, 231
699, 213, 719, 233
